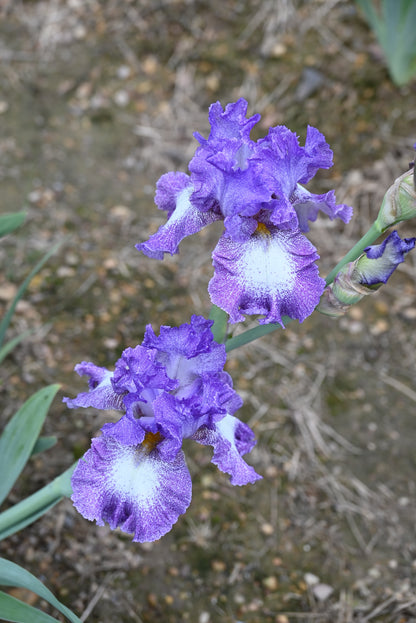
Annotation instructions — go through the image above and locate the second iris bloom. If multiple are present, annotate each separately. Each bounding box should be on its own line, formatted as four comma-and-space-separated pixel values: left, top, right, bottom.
138, 98, 353, 325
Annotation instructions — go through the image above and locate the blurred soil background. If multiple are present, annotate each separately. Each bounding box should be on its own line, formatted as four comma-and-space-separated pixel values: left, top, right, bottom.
1, 1, 416, 621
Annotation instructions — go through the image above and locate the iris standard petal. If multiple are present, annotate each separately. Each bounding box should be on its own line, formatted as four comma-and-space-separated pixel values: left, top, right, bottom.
193, 98, 261, 145
194, 414, 261, 486
112, 345, 177, 396
209, 227, 325, 325
142, 315, 227, 387
254, 124, 333, 200
189, 140, 271, 240
71, 434, 192, 542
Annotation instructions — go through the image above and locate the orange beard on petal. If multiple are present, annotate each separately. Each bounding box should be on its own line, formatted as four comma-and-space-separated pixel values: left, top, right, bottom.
255, 222, 271, 236
141, 431, 163, 454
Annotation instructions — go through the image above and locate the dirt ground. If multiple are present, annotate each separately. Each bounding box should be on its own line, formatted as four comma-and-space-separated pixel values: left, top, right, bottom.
1, 1, 416, 622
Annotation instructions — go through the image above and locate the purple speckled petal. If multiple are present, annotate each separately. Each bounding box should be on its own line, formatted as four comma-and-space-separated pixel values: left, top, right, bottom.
188, 100, 272, 240
71, 434, 192, 543
209, 228, 325, 325
292, 186, 353, 233
193, 414, 261, 485
194, 98, 260, 145
302, 125, 334, 182
142, 315, 227, 388
254, 124, 333, 201
359, 230, 416, 285
63, 362, 124, 411
137, 179, 220, 259
189, 140, 270, 240
101, 413, 147, 446
154, 171, 191, 213
112, 345, 177, 397
143, 315, 216, 359
151, 370, 243, 461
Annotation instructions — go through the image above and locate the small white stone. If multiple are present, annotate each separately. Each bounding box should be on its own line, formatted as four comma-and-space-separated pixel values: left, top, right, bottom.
114, 89, 130, 107
117, 65, 131, 80
304, 572, 319, 586
368, 566, 381, 579
312, 583, 333, 601
74, 24, 87, 40
28, 190, 43, 203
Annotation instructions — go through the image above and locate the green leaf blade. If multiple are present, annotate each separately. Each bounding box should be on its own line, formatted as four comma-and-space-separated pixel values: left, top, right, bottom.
356, 0, 416, 85
31, 436, 57, 456
0, 590, 61, 623
0, 330, 34, 365
0, 212, 26, 238
0, 385, 60, 506
0, 500, 61, 542
0, 559, 82, 623
0, 464, 75, 541
0, 239, 63, 350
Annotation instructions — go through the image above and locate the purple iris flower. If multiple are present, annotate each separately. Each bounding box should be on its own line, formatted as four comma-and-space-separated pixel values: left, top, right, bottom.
64, 315, 260, 543
137, 99, 352, 325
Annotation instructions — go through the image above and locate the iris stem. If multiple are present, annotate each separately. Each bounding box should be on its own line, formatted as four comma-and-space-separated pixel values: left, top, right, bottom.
225, 318, 290, 352
0, 463, 76, 541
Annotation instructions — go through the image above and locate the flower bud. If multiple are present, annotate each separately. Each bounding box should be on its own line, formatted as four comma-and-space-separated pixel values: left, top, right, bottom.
318, 231, 415, 317
375, 169, 416, 232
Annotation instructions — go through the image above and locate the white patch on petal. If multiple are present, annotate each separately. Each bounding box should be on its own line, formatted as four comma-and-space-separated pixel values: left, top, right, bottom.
167, 185, 194, 225
238, 231, 296, 296
215, 413, 237, 446
108, 446, 163, 510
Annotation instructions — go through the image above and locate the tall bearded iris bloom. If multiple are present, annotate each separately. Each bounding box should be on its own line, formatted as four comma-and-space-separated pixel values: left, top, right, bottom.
138, 99, 352, 325
64, 316, 260, 542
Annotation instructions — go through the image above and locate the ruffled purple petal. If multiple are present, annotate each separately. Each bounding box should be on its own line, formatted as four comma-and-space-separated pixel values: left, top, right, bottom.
143, 314, 214, 358
266, 199, 299, 230
112, 345, 177, 397
151, 393, 208, 460
194, 98, 260, 145
137, 179, 220, 259
71, 434, 192, 542
209, 228, 325, 325
151, 370, 244, 461
189, 100, 271, 240
63, 362, 124, 411
292, 186, 353, 233
142, 315, 227, 388
302, 125, 334, 182
193, 414, 261, 485
101, 412, 147, 446
254, 124, 333, 202
189, 139, 270, 240
359, 230, 416, 285
154, 171, 191, 213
